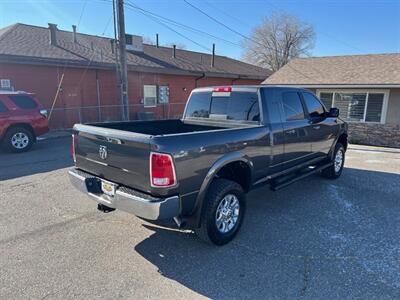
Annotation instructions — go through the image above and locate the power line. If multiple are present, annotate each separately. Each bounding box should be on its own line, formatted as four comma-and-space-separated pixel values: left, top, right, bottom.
101, 0, 321, 82
101, 15, 113, 36
74, 15, 114, 88
182, 0, 307, 57
124, 1, 321, 83
183, 0, 322, 82
203, 0, 252, 29
263, 0, 366, 53
118, 0, 308, 58
123, 0, 211, 51
77, 0, 88, 28
125, 0, 321, 67
49, 5, 113, 119
124, 0, 241, 47
183, 0, 257, 45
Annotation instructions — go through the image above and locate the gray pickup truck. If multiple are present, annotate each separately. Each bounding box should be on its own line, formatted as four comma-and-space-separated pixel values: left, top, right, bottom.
69, 86, 348, 245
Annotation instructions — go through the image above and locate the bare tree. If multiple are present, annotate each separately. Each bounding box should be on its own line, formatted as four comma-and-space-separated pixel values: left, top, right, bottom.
242, 13, 315, 71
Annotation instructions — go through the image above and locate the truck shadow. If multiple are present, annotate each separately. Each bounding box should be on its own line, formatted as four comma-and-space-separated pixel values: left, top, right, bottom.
0, 137, 73, 180
133, 167, 400, 298
134, 222, 302, 299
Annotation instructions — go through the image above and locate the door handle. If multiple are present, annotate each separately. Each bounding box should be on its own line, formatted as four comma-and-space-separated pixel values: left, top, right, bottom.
313, 126, 320, 130
286, 129, 296, 135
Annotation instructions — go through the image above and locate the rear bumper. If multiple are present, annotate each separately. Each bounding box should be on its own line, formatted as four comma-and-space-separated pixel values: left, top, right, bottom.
68, 168, 180, 220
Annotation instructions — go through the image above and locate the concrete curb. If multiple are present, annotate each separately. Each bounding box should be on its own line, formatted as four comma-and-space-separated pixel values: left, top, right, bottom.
348, 143, 400, 153
37, 130, 72, 141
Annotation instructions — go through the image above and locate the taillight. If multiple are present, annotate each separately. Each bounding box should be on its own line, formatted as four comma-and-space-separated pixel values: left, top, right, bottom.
150, 152, 176, 187
72, 134, 76, 162
213, 86, 232, 92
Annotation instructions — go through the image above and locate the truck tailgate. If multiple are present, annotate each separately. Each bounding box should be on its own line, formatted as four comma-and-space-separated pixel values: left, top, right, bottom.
73, 124, 152, 193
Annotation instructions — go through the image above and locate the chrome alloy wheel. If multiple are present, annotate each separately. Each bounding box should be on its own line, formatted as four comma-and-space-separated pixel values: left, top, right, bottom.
334, 149, 344, 173
215, 194, 240, 234
11, 132, 30, 149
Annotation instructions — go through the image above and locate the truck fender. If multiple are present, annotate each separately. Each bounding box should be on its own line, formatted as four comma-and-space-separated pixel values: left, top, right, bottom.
189, 151, 253, 228
329, 127, 348, 160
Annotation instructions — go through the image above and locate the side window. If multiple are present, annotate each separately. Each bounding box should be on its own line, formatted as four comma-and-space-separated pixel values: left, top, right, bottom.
302, 92, 325, 117
0, 100, 8, 112
282, 92, 305, 121
8, 95, 38, 109
228, 92, 260, 122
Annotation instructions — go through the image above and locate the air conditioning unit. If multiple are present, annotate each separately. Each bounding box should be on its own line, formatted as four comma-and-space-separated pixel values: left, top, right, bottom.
125, 34, 143, 52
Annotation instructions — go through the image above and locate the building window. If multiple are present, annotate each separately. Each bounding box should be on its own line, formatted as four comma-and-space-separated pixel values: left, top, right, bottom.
125, 34, 133, 45
143, 85, 157, 107
317, 90, 388, 123
319, 92, 333, 109
365, 94, 384, 122
0, 79, 11, 89
335, 93, 367, 122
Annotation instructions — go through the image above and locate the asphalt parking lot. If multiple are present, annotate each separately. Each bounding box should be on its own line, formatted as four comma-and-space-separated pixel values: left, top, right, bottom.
1, 137, 400, 299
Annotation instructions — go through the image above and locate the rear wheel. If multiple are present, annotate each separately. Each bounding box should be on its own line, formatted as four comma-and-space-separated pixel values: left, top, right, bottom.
4, 127, 34, 153
195, 178, 246, 246
321, 143, 345, 179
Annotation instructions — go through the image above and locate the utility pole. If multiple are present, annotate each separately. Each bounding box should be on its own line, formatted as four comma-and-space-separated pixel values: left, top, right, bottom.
115, 0, 129, 120
211, 43, 215, 67
111, 0, 121, 108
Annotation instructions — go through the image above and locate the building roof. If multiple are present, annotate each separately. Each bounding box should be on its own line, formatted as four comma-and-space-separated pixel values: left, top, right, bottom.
263, 53, 400, 87
0, 23, 271, 80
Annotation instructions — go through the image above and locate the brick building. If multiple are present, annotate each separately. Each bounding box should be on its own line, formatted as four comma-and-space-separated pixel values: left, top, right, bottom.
0, 23, 271, 129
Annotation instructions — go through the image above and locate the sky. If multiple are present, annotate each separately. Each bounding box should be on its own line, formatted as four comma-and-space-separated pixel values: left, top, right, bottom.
0, 0, 399, 60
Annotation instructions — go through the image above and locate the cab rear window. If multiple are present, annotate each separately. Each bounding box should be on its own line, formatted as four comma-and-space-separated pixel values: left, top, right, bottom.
8, 95, 38, 109
185, 91, 260, 123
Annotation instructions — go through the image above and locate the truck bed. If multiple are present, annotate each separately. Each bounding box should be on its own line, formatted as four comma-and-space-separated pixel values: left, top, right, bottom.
73, 119, 241, 196
89, 119, 224, 136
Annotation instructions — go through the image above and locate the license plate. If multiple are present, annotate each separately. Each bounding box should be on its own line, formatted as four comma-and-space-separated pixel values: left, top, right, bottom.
101, 180, 116, 196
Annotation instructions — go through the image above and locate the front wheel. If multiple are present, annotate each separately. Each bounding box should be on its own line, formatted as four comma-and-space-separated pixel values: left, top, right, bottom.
4, 127, 34, 153
321, 143, 345, 179
195, 178, 246, 246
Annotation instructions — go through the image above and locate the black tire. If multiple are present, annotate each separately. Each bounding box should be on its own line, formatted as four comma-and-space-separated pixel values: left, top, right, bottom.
195, 178, 246, 246
4, 127, 34, 153
321, 143, 345, 179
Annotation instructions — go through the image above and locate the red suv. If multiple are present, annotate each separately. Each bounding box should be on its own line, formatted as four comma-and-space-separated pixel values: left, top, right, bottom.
0, 91, 49, 152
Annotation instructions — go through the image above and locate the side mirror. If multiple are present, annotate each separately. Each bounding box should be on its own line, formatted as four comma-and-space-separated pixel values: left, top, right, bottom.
329, 107, 339, 118
309, 111, 322, 119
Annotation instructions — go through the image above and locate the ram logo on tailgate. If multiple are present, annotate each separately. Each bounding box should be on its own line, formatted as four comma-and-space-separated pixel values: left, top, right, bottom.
99, 145, 108, 160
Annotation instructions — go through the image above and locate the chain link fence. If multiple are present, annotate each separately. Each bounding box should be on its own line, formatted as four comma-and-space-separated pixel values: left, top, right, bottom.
47, 102, 187, 129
